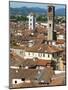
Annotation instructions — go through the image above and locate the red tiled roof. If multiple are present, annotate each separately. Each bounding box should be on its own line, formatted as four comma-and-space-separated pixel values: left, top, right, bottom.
36, 34, 45, 39
36, 27, 47, 33
56, 40, 65, 44
36, 60, 51, 66
57, 29, 65, 35
25, 44, 63, 53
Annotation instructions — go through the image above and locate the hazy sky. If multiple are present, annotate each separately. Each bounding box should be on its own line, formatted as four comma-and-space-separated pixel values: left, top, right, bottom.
10, 1, 65, 9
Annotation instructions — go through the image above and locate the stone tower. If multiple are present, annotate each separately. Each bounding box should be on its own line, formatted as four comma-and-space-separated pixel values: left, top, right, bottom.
47, 5, 56, 41
28, 13, 36, 30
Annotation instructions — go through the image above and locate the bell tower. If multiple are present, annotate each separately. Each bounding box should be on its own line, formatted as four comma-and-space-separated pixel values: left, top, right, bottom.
47, 5, 56, 41
28, 13, 36, 31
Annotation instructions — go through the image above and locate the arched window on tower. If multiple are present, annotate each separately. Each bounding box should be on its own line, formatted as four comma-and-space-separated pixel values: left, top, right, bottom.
48, 7, 52, 12
49, 24, 51, 27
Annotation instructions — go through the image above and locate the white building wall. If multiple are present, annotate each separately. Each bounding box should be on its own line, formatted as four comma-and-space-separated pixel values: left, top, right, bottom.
10, 48, 25, 58
12, 79, 24, 84
57, 35, 64, 40
10, 48, 52, 60
12, 79, 31, 84
24, 52, 52, 60
10, 66, 19, 69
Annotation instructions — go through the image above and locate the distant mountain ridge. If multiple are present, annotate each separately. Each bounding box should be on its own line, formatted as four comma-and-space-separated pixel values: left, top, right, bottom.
10, 7, 65, 16
55, 8, 65, 16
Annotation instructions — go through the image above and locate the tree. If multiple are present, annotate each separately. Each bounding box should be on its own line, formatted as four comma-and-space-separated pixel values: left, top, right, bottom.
36, 15, 47, 22
10, 15, 28, 21
16, 16, 28, 21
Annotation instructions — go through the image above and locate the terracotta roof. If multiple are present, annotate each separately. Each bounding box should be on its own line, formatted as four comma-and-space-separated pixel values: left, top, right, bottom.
10, 45, 26, 49
57, 29, 65, 35
25, 44, 63, 53
21, 59, 36, 67
10, 69, 38, 80
10, 68, 54, 81
10, 53, 53, 68
10, 53, 36, 67
36, 60, 51, 66
10, 53, 24, 66
36, 34, 45, 39
56, 40, 65, 44
36, 26, 47, 33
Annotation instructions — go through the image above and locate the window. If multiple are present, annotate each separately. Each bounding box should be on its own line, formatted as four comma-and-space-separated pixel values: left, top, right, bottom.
19, 65, 22, 68
30, 23, 32, 25
57, 53, 58, 56
28, 52, 30, 55
15, 81, 17, 84
52, 53, 54, 57
38, 53, 39, 56
43, 53, 45, 57
30, 19, 32, 21
48, 7, 52, 12
32, 53, 34, 56
20, 51, 23, 54
48, 54, 50, 57
49, 24, 51, 27
21, 78, 25, 81
38, 53, 42, 57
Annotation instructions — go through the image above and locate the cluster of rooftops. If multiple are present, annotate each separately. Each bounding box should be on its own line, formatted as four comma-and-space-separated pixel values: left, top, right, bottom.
9, 5, 65, 88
